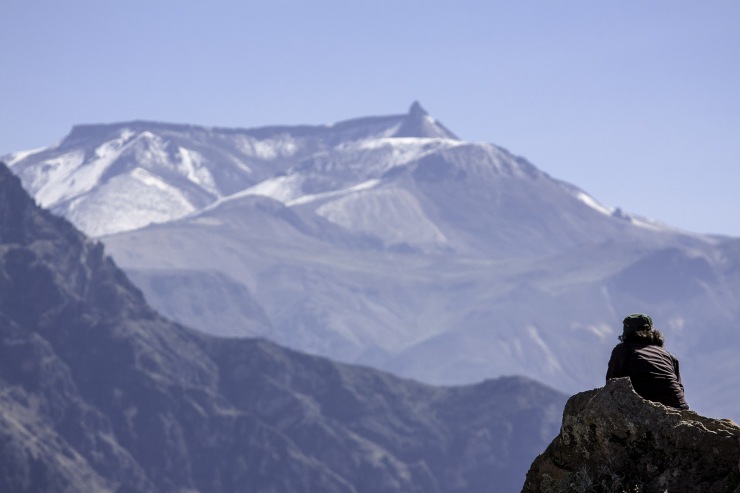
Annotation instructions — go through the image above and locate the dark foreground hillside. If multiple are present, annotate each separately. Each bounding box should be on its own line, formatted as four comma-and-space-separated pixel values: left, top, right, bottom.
0, 161, 566, 492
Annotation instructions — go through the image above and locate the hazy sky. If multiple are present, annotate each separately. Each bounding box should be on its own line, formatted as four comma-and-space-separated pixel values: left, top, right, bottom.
2, 1, 738, 236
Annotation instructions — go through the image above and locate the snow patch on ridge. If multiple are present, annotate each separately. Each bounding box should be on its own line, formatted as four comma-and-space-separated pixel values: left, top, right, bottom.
21, 150, 85, 202
131, 131, 170, 166
288, 179, 381, 207
177, 147, 218, 195
221, 174, 306, 205
626, 215, 678, 232
198, 172, 310, 214
379, 123, 402, 138
131, 167, 175, 193
572, 188, 676, 233
233, 134, 300, 161
36, 129, 138, 207
355, 137, 462, 167
69, 169, 196, 237
575, 191, 613, 216
36, 150, 106, 207
314, 186, 448, 247
4, 146, 51, 167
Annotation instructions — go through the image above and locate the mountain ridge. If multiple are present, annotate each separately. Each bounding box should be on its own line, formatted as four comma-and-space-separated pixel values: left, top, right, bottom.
4, 102, 463, 237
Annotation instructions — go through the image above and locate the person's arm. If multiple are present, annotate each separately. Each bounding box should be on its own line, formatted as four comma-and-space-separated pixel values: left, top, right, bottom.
670, 353, 690, 409
672, 354, 685, 391
606, 344, 625, 381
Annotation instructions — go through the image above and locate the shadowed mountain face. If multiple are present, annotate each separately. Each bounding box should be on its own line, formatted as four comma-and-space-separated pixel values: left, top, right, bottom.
5, 104, 740, 420
0, 162, 566, 492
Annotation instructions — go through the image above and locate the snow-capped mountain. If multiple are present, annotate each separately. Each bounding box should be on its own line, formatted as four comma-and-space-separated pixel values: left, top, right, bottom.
5, 102, 456, 237
5, 103, 740, 420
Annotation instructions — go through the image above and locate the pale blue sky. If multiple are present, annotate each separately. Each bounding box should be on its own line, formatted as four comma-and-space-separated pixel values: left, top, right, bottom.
1, 1, 738, 236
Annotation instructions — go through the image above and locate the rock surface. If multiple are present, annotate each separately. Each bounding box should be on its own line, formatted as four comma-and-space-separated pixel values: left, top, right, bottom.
522, 378, 740, 493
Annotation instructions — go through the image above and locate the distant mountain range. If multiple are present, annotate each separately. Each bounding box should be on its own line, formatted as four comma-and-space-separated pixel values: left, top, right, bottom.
4, 103, 740, 420
0, 162, 566, 492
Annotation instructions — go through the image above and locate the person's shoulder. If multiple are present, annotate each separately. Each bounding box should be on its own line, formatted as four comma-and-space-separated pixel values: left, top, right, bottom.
642, 343, 676, 359
610, 342, 628, 354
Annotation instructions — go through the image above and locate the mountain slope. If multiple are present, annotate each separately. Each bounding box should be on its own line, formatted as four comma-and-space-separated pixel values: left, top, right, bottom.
0, 161, 566, 492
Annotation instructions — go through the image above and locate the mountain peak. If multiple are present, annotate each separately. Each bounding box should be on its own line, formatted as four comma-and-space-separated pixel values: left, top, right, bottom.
408, 101, 428, 117
393, 101, 458, 140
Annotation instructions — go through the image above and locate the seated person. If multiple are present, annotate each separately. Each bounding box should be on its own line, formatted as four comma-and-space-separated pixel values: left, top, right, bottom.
606, 313, 689, 410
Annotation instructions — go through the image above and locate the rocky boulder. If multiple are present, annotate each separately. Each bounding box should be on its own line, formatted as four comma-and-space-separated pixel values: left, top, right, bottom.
521, 377, 740, 493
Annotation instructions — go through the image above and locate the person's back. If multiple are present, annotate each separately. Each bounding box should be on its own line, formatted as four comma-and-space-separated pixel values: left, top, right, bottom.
606, 313, 688, 410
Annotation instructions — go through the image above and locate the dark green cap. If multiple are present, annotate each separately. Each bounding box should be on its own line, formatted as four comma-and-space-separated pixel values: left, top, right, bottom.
623, 313, 653, 334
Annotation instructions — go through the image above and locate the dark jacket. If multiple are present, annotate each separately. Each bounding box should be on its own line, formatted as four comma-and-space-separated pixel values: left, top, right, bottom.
606, 341, 688, 409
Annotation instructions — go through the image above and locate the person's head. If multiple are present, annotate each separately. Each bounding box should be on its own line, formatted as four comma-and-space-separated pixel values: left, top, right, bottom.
619, 313, 664, 346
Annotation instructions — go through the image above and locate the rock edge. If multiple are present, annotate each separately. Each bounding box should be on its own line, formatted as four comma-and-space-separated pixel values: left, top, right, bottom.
521, 377, 740, 493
